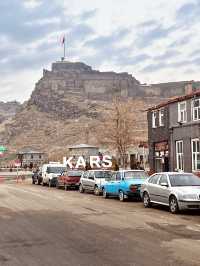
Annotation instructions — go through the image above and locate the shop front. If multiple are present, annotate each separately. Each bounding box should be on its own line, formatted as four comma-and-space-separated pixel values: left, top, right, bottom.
154, 141, 169, 172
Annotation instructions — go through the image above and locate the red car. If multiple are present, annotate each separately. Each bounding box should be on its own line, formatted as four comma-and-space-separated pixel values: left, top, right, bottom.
56, 170, 83, 190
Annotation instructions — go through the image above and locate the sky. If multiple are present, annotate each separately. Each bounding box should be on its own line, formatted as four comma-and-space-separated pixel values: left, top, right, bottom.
1, 0, 200, 102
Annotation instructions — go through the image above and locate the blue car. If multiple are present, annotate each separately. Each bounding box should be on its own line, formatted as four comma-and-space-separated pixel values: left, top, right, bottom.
102, 170, 148, 201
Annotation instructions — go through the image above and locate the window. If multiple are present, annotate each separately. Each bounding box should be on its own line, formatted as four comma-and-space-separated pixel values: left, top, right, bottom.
88, 172, 94, 180
116, 172, 121, 181
191, 139, 200, 171
152, 111, 157, 128
158, 174, 168, 186
148, 174, 160, 184
159, 109, 164, 126
83, 172, 88, 179
192, 98, 200, 121
178, 101, 187, 123
176, 141, 184, 171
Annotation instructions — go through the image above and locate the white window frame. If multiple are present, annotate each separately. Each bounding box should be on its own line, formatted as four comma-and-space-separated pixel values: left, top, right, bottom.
152, 111, 157, 128
191, 138, 200, 171
159, 108, 164, 127
178, 101, 187, 123
176, 140, 184, 171
192, 98, 200, 121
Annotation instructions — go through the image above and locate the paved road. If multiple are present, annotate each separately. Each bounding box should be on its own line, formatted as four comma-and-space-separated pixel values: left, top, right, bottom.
0, 182, 200, 266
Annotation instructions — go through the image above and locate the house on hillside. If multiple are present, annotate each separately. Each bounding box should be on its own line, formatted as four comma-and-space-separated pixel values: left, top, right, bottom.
147, 90, 200, 175
17, 147, 46, 168
67, 144, 99, 159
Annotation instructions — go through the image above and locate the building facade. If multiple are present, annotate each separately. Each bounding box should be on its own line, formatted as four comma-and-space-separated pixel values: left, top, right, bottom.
148, 90, 200, 175
17, 147, 46, 168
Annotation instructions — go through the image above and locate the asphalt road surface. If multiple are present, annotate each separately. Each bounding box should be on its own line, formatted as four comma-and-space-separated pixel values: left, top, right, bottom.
0, 181, 200, 266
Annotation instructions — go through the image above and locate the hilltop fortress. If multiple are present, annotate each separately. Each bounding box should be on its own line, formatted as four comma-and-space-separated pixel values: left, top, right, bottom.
30, 61, 197, 105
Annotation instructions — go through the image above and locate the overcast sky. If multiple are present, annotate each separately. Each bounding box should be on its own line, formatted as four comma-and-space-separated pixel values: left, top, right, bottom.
1, 0, 200, 102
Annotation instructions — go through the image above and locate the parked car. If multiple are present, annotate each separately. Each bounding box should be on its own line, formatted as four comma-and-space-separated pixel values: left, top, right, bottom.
32, 169, 42, 185
56, 170, 83, 190
141, 172, 200, 214
102, 170, 148, 201
42, 163, 66, 187
79, 170, 113, 195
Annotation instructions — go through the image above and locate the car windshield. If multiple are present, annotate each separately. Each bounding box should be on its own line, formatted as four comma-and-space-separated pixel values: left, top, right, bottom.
67, 171, 83, 177
47, 167, 66, 174
95, 171, 113, 179
169, 174, 200, 187
124, 171, 148, 180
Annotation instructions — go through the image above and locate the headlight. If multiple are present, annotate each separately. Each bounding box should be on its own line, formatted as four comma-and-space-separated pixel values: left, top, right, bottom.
183, 194, 197, 200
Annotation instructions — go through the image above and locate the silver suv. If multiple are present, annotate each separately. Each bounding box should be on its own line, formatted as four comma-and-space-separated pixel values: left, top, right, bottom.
141, 172, 200, 214
79, 170, 113, 195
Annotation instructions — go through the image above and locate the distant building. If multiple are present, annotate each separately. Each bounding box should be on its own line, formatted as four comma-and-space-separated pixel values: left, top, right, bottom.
147, 89, 200, 175
67, 144, 99, 159
127, 142, 149, 170
17, 147, 46, 168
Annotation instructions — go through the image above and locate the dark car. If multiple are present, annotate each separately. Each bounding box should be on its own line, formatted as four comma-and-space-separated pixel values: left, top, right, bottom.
32, 169, 42, 185
56, 170, 83, 190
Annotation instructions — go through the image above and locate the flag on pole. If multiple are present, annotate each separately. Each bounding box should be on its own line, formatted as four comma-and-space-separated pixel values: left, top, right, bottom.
60, 35, 66, 60
61, 35, 65, 45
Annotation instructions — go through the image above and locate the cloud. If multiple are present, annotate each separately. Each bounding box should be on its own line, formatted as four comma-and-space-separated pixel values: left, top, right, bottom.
136, 23, 177, 48
85, 28, 131, 49
79, 9, 98, 21
153, 49, 180, 61
1, 0, 200, 102
176, 1, 200, 25
142, 62, 168, 73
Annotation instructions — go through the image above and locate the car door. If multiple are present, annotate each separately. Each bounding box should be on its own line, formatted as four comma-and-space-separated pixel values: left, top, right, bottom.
81, 171, 88, 189
111, 172, 122, 195
156, 174, 170, 205
87, 171, 95, 191
147, 174, 161, 202
104, 173, 116, 194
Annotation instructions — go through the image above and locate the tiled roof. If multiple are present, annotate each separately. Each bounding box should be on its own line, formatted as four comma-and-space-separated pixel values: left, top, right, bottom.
148, 90, 200, 111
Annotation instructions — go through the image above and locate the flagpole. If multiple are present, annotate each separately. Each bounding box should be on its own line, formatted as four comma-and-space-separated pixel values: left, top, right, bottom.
64, 38, 66, 60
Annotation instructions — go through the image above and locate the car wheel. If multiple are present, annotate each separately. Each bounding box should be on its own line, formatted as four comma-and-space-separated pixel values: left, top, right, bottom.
143, 192, 151, 208
94, 186, 100, 196
119, 190, 125, 202
169, 196, 179, 214
103, 188, 108, 199
79, 184, 84, 193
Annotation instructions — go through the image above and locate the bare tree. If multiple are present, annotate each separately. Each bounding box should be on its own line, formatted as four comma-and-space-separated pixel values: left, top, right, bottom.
97, 97, 136, 168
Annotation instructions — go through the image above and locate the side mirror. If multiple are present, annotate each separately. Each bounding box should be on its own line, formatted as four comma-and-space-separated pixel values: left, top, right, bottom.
160, 182, 168, 187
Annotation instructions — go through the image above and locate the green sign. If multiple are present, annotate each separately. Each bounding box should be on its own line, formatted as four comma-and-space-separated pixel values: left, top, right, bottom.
0, 146, 7, 152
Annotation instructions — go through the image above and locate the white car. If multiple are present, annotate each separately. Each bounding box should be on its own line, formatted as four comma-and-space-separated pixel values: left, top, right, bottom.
79, 170, 113, 195
141, 172, 200, 213
42, 163, 66, 187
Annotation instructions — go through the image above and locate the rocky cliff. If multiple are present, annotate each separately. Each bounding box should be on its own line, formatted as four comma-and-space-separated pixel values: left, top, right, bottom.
1, 61, 198, 157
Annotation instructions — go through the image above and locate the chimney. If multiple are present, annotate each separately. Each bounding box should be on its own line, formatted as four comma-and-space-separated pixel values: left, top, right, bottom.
185, 81, 193, 95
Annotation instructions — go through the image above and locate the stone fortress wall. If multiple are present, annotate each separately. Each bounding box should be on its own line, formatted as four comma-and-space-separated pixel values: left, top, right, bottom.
29, 61, 199, 118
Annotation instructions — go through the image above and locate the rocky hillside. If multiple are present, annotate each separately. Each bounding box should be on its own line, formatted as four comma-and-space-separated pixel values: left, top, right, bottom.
0, 101, 21, 122
0, 101, 21, 135
0, 61, 197, 158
